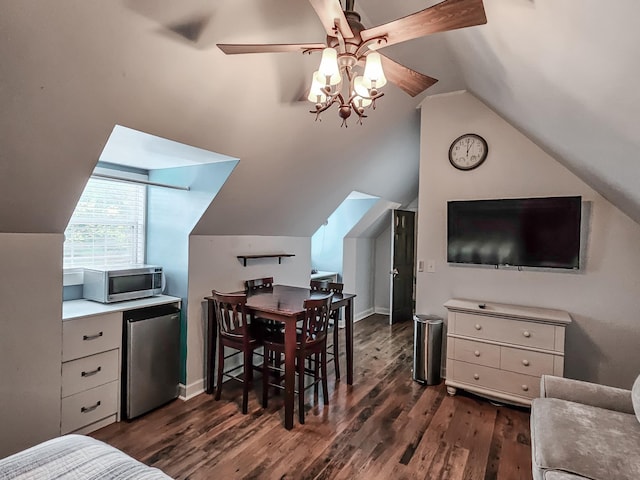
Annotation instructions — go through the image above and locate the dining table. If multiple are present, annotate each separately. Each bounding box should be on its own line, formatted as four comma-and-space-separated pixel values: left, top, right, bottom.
205, 284, 356, 430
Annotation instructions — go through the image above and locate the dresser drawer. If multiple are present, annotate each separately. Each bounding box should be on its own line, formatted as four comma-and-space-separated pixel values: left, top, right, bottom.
448, 337, 500, 368
61, 381, 118, 434
452, 312, 556, 350
62, 313, 122, 362
500, 345, 555, 377
62, 349, 119, 398
449, 360, 540, 400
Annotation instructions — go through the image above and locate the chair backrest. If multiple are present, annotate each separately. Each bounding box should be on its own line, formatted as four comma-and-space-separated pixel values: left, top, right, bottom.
245, 277, 274, 291
310, 280, 343, 295
211, 290, 250, 342
299, 292, 333, 347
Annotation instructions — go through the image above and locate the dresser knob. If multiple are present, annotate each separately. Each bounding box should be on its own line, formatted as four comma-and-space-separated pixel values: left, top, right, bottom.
522, 359, 530, 366
523, 331, 531, 338
473, 373, 480, 380
474, 350, 480, 357
475, 324, 482, 330
522, 385, 529, 392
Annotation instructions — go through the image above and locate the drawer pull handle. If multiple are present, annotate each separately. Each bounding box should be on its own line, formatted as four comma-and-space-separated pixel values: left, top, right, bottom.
83, 332, 103, 341
81, 366, 102, 377
473, 373, 480, 380
523, 331, 531, 338
474, 324, 482, 331
81, 401, 101, 413
522, 359, 530, 367
522, 385, 529, 392
474, 350, 480, 357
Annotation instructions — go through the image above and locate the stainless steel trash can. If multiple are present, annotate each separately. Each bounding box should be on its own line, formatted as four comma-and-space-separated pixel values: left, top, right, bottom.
413, 314, 443, 385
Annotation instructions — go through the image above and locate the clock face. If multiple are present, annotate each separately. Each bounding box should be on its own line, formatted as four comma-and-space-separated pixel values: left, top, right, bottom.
449, 134, 488, 171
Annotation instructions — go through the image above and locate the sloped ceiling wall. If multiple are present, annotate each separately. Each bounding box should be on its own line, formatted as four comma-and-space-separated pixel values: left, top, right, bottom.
1, 0, 638, 235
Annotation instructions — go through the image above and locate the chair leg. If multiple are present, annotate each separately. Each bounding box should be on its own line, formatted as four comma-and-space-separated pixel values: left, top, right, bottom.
262, 346, 269, 408
298, 354, 305, 425
314, 352, 320, 397
215, 343, 224, 401
333, 321, 340, 380
242, 349, 251, 414
321, 349, 329, 405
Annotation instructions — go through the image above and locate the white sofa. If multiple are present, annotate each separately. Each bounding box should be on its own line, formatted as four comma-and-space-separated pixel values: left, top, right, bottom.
530, 375, 640, 480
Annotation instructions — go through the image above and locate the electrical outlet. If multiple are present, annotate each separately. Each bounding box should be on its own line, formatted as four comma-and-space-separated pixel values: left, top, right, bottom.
418, 260, 424, 272
427, 260, 436, 273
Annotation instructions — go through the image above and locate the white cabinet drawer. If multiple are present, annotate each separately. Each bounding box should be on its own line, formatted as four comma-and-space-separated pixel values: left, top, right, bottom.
61, 381, 118, 434
62, 349, 119, 398
449, 360, 540, 400
448, 338, 500, 368
452, 312, 556, 350
500, 345, 555, 377
62, 313, 122, 362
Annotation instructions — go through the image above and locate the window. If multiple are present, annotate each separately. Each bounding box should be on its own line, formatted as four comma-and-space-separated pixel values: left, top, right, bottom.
64, 177, 146, 268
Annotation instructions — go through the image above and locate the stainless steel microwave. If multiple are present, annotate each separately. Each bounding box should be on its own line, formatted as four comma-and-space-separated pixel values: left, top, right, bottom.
82, 265, 163, 303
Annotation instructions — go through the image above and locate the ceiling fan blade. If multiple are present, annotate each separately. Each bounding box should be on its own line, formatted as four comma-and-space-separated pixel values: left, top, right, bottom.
217, 43, 326, 55
361, 0, 486, 50
308, 0, 354, 39
380, 55, 438, 97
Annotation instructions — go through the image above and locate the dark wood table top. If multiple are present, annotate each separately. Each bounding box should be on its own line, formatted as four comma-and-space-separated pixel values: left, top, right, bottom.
242, 285, 354, 317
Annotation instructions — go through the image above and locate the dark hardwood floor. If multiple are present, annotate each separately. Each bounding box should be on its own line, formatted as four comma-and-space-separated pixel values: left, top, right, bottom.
92, 314, 532, 479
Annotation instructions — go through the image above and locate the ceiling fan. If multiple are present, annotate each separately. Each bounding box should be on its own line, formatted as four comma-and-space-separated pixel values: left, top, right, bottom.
217, 0, 487, 125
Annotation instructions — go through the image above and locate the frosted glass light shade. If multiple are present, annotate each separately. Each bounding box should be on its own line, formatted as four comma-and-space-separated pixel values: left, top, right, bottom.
363, 52, 387, 88
307, 71, 327, 103
319, 48, 340, 79
354, 95, 372, 108
353, 76, 370, 98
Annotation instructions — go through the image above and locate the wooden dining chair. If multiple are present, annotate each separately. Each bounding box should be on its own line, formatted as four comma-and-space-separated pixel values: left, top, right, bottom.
310, 280, 344, 380
211, 290, 263, 414
245, 277, 274, 291
262, 292, 333, 424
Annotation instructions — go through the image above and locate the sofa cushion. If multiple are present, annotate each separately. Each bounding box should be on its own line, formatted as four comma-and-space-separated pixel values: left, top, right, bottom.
545, 473, 588, 480
531, 398, 640, 480
545, 472, 588, 480
633, 374, 640, 423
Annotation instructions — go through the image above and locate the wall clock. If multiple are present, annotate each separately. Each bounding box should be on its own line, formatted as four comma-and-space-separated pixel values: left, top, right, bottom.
448, 134, 488, 171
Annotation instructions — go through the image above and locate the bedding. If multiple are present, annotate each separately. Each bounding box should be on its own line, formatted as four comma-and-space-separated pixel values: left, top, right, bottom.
0, 434, 172, 479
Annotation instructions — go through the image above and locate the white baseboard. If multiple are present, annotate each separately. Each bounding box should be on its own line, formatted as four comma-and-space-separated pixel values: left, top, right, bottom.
354, 308, 374, 323
375, 307, 390, 315
178, 379, 205, 401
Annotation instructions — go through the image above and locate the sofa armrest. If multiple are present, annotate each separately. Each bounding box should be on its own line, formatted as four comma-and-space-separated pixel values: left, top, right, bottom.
540, 375, 634, 414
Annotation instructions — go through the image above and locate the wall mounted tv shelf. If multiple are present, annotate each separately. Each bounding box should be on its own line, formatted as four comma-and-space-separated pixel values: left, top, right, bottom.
237, 254, 295, 267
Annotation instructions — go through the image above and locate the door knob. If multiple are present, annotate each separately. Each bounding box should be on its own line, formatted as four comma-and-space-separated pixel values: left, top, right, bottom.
390, 268, 399, 278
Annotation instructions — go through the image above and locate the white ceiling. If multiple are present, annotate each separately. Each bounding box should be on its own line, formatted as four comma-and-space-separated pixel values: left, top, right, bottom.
1, 0, 638, 234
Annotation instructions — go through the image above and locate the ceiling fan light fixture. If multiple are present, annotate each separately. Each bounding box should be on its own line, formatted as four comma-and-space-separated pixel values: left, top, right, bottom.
363, 52, 387, 88
353, 76, 370, 98
318, 47, 340, 80
308, 71, 328, 103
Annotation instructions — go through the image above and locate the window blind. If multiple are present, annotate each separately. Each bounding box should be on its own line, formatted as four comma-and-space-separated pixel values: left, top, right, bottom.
64, 177, 146, 268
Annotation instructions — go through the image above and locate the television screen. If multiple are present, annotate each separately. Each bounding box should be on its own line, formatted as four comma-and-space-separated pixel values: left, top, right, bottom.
447, 196, 582, 269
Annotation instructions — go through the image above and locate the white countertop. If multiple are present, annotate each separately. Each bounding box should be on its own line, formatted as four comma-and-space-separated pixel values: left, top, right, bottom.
310, 271, 339, 280
63, 295, 182, 320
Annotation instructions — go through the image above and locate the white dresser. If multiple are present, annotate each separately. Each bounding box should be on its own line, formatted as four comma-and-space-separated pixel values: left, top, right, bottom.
61, 295, 181, 434
444, 298, 571, 406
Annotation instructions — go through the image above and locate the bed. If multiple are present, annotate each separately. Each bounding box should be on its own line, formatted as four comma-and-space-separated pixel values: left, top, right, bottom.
0, 434, 172, 479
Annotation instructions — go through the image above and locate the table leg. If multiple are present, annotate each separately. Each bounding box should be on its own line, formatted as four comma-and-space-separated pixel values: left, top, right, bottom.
346, 299, 354, 385
284, 318, 296, 430
206, 299, 216, 394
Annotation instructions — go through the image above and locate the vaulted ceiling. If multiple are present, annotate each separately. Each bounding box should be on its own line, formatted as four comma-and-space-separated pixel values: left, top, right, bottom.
1, 0, 638, 235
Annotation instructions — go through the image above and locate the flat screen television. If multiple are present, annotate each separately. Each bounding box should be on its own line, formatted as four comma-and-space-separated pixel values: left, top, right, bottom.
447, 196, 582, 269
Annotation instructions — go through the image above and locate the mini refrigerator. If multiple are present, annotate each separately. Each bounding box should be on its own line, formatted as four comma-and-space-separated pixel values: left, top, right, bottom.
122, 304, 181, 420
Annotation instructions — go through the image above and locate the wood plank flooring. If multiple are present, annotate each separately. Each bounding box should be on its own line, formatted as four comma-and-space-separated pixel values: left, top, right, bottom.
92, 314, 532, 480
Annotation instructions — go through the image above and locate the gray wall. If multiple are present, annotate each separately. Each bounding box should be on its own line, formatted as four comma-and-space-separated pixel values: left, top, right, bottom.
416, 92, 640, 389
0, 234, 63, 457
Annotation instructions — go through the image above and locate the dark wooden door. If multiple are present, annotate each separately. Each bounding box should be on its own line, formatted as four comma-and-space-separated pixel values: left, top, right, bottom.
390, 210, 415, 324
